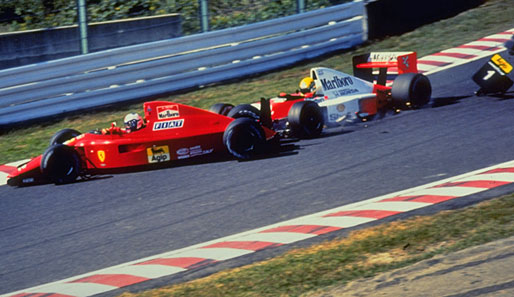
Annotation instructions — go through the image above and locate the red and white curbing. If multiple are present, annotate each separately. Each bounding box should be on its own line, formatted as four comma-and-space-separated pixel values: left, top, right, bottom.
2, 28, 514, 297
418, 28, 514, 74
4, 159, 514, 297
0, 159, 30, 187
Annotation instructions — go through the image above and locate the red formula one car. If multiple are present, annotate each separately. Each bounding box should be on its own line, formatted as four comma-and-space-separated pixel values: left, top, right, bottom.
7, 101, 276, 186
211, 52, 432, 138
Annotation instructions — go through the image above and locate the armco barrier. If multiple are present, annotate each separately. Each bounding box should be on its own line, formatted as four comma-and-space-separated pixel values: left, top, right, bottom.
0, 0, 366, 129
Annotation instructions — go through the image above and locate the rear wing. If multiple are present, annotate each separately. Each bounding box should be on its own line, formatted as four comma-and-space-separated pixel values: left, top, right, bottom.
352, 52, 418, 85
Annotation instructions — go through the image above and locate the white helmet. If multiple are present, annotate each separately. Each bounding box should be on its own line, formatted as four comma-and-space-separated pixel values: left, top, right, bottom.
124, 113, 143, 131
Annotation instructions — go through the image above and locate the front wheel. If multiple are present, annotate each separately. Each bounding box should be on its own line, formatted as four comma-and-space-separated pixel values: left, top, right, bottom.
391, 73, 432, 108
49, 128, 81, 145
223, 118, 265, 160
287, 101, 324, 138
209, 103, 234, 116
40, 144, 81, 184
226, 104, 260, 120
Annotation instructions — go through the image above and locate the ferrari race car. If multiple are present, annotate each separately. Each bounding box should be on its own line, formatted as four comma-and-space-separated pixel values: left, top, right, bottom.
211, 52, 432, 138
7, 101, 276, 186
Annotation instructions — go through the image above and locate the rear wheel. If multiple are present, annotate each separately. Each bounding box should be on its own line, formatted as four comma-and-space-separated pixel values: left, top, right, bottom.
226, 104, 260, 120
40, 144, 81, 184
223, 118, 265, 159
209, 103, 234, 116
287, 101, 324, 138
391, 73, 431, 108
49, 129, 81, 145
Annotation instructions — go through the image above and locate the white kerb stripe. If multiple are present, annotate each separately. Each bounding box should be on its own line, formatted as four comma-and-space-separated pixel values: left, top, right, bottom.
403, 186, 485, 197
25, 282, 117, 297
351, 201, 430, 212
234, 232, 316, 244
419, 55, 464, 63
457, 173, 514, 183
167, 247, 253, 261
6, 159, 31, 167
101, 264, 186, 279
441, 47, 494, 55
465, 40, 506, 47
295, 216, 376, 228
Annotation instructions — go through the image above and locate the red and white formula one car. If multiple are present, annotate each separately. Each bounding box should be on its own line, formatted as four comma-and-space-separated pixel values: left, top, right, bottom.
7, 101, 276, 186
211, 52, 431, 138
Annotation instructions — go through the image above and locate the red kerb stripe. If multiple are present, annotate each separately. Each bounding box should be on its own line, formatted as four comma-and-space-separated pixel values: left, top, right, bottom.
458, 45, 502, 51
433, 180, 510, 189
418, 60, 451, 67
260, 225, 341, 235
432, 52, 478, 59
9, 293, 75, 297
381, 195, 457, 204
479, 37, 510, 43
136, 257, 215, 269
0, 164, 16, 174
324, 210, 400, 219
202, 241, 282, 251
70, 274, 149, 287
481, 167, 514, 174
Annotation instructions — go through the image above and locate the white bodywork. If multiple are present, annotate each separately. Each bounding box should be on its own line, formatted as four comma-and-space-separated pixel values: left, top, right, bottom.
308, 67, 376, 125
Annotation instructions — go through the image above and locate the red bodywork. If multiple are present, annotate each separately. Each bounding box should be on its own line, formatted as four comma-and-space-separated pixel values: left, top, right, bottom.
8, 101, 275, 186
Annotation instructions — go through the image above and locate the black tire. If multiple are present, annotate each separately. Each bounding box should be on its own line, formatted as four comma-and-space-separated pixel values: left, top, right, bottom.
391, 73, 432, 108
226, 104, 260, 120
223, 118, 265, 159
40, 144, 81, 184
49, 128, 81, 145
287, 101, 324, 138
209, 103, 234, 116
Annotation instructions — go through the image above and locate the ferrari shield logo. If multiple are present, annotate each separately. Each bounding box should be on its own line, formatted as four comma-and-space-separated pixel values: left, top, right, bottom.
147, 145, 170, 163
97, 150, 106, 162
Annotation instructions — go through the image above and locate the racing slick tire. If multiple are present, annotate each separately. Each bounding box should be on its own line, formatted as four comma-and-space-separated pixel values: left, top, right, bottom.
49, 128, 81, 145
223, 118, 265, 160
226, 104, 260, 121
209, 103, 234, 116
287, 101, 324, 138
391, 73, 431, 108
40, 144, 81, 184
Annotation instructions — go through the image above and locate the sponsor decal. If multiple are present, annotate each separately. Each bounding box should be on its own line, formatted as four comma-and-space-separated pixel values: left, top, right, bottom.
491, 54, 512, 74
157, 104, 180, 119
153, 119, 184, 131
402, 56, 410, 69
176, 145, 214, 160
320, 76, 353, 91
370, 52, 402, 62
176, 148, 189, 155
22, 178, 35, 184
97, 150, 106, 163
336, 104, 346, 112
147, 145, 170, 163
332, 89, 359, 97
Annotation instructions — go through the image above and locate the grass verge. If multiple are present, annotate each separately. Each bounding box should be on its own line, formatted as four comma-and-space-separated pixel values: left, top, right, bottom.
117, 194, 514, 297
1, 0, 513, 164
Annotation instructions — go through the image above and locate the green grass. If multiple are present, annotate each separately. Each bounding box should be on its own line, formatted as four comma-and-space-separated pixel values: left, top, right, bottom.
117, 194, 514, 297
1, 0, 513, 164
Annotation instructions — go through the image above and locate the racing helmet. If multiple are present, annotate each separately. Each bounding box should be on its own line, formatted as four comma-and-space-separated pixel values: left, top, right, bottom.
299, 77, 316, 95
124, 112, 144, 132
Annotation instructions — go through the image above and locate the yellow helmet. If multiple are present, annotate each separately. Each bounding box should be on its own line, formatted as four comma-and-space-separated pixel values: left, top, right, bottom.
299, 77, 316, 95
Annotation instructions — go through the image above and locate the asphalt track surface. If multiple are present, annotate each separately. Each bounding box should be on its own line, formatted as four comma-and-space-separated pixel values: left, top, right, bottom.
1, 51, 514, 296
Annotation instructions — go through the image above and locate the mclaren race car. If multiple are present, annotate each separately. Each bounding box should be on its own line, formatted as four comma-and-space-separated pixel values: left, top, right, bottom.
7, 101, 276, 186
211, 52, 432, 138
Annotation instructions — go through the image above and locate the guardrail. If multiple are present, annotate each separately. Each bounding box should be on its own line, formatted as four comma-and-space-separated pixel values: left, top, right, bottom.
0, 0, 367, 129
